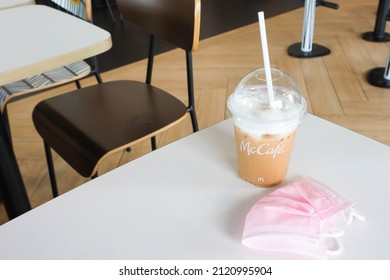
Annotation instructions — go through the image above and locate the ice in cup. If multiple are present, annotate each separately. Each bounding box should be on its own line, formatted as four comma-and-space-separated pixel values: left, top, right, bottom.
227, 68, 307, 187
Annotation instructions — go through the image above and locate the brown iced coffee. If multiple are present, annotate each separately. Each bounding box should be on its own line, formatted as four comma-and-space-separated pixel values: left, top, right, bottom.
234, 126, 297, 187
227, 68, 306, 187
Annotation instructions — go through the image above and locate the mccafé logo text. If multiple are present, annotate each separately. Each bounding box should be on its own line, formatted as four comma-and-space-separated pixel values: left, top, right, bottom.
240, 140, 285, 158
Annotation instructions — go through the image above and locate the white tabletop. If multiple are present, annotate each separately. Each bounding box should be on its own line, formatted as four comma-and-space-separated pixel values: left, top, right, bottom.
0, 4, 112, 85
0, 114, 389, 259
0, 0, 34, 10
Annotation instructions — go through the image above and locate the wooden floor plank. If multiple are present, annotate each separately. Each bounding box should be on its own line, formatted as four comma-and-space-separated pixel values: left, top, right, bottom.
301, 57, 344, 115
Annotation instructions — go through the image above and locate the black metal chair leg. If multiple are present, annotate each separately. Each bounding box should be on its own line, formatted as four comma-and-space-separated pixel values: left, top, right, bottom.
94, 71, 103, 84
189, 107, 199, 132
43, 141, 59, 198
185, 51, 199, 132
1, 105, 13, 147
91, 172, 98, 179
151, 136, 157, 151
105, 0, 116, 23
91, 56, 103, 84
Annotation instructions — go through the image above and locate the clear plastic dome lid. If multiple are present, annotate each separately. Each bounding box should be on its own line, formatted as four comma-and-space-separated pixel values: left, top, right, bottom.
227, 68, 307, 135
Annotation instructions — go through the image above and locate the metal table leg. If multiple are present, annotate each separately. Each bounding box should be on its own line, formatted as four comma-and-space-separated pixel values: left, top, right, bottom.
288, 0, 339, 58
0, 118, 31, 220
362, 0, 390, 42
367, 48, 390, 87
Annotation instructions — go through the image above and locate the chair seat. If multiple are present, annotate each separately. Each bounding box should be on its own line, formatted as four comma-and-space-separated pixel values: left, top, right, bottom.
32, 80, 188, 177
0, 60, 91, 109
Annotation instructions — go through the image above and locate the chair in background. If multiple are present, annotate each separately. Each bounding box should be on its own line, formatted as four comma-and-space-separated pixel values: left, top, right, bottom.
0, 0, 102, 142
32, 0, 201, 197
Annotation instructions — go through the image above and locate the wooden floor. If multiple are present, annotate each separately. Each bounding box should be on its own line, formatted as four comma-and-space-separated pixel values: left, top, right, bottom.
1, 0, 389, 224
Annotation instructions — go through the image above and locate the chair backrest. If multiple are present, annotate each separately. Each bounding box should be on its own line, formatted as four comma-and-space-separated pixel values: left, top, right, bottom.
50, 0, 92, 22
116, 0, 201, 52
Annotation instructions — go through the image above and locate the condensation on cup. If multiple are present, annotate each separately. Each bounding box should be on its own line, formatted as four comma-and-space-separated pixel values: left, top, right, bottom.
227, 68, 307, 187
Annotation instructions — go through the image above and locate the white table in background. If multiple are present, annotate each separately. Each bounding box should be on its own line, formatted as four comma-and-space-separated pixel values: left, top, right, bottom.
0, 4, 112, 85
0, 114, 389, 259
0, 4, 112, 219
0, 0, 34, 10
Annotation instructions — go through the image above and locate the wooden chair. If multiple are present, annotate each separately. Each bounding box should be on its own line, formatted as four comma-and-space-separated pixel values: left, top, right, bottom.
32, 0, 201, 197
0, 0, 102, 142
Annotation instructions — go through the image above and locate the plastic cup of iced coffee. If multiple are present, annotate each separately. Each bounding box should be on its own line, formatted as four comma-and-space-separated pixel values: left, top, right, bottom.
227, 68, 307, 187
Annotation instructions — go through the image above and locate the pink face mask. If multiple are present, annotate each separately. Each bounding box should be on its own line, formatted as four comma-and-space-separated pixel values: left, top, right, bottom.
242, 177, 364, 259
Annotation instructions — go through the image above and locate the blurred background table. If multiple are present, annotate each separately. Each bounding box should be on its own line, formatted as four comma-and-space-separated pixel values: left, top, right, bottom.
0, 4, 112, 219
0, 0, 34, 10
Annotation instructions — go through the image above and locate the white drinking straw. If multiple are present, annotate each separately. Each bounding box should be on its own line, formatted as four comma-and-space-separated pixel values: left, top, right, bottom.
258, 11, 276, 105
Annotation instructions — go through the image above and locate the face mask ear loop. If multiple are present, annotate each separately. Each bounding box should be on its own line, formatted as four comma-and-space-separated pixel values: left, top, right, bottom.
353, 208, 365, 221
318, 229, 343, 256
346, 208, 365, 225
325, 237, 342, 255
